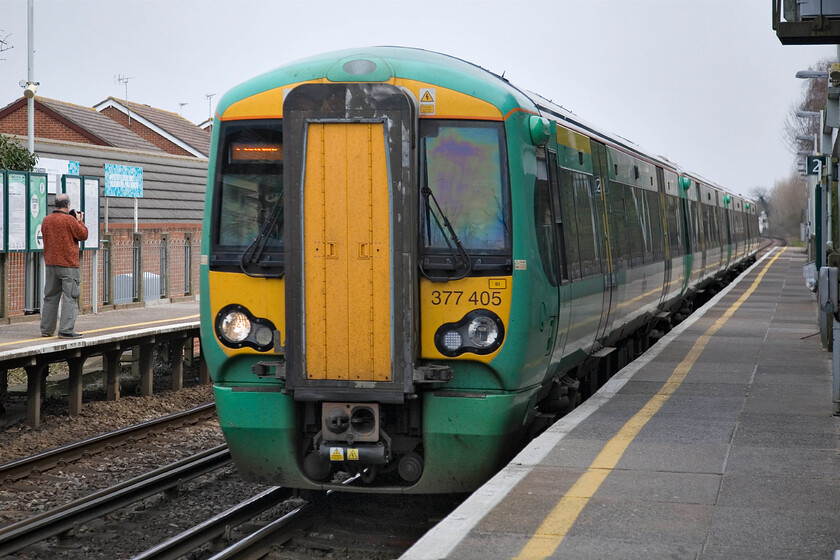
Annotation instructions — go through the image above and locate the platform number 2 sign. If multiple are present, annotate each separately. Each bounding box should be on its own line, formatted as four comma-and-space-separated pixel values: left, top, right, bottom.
807, 155, 827, 176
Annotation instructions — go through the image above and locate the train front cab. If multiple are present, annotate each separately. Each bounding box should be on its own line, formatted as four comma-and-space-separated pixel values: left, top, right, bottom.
205, 72, 543, 493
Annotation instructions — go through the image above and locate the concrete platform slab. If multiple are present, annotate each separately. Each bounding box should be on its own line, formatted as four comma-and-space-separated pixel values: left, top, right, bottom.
403, 248, 840, 560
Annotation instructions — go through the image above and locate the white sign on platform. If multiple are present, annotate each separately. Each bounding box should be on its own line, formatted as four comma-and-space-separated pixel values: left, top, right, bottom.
33, 157, 80, 194
7, 172, 26, 251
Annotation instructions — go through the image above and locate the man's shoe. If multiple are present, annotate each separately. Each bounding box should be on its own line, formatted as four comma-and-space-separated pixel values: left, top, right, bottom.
41, 333, 53, 337
58, 332, 83, 339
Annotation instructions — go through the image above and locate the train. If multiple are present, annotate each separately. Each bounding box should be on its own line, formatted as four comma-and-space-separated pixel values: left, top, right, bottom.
199, 47, 760, 494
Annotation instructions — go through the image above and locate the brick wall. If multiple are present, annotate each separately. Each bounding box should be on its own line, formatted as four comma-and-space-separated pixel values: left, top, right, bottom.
100, 107, 193, 157
0, 105, 100, 144
1, 223, 202, 320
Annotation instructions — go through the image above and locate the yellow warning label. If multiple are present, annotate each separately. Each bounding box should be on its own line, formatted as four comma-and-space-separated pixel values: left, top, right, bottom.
330, 447, 344, 461
489, 278, 507, 289
347, 448, 359, 461
419, 88, 435, 116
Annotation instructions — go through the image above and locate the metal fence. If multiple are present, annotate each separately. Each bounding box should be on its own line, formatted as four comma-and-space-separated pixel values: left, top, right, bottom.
0, 228, 200, 319
98, 231, 199, 307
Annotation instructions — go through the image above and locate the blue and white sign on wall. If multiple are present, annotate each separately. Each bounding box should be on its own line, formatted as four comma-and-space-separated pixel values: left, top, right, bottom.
104, 164, 143, 197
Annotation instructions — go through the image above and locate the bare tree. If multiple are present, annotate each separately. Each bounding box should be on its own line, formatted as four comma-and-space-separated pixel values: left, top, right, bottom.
0, 32, 12, 60
768, 171, 807, 242
782, 57, 833, 155
750, 186, 770, 216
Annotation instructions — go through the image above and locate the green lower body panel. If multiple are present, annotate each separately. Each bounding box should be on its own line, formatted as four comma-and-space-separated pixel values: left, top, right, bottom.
213, 385, 313, 489
214, 385, 534, 494
409, 390, 534, 493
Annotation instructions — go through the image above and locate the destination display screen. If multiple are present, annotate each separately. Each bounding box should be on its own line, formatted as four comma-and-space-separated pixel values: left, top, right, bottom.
230, 143, 283, 161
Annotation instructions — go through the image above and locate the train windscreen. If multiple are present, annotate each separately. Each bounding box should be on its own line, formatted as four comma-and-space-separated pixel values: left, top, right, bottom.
211, 122, 284, 275
419, 120, 510, 258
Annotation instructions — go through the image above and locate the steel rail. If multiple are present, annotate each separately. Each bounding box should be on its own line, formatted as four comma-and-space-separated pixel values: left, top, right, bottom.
129, 486, 295, 560
0, 444, 231, 557
206, 499, 315, 560
203, 475, 359, 560
0, 402, 216, 482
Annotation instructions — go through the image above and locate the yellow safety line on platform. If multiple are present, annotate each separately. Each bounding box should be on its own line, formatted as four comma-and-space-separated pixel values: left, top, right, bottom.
0, 314, 199, 347
514, 248, 785, 560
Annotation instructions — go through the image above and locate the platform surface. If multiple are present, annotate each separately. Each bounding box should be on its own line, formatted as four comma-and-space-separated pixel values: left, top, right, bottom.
404, 248, 840, 560
0, 299, 199, 358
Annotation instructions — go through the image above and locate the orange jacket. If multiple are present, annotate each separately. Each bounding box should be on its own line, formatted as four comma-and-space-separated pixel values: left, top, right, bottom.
42, 211, 89, 268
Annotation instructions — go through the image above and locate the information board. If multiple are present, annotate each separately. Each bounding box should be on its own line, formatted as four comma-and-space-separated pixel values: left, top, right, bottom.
82, 176, 100, 250
0, 170, 5, 252
33, 157, 80, 194
7, 172, 27, 252
28, 173, 47, 252
104, 164, 143, 197
61, 175, 82, 214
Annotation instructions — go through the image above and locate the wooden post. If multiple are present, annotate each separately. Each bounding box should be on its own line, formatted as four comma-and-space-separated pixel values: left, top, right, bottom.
139, 344, 154, 397
184, 337, 194, 367
25, 362, 48, 428
198, 340, 209, 385
170, 339, 186, 391
67, 356, 86, 416
103, 350, 122, 401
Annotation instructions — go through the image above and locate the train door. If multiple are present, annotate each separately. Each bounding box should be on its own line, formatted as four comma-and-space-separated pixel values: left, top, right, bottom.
724, 203, 733, 266
656, 167, 672, 306
590, 141, 614, 342
680, 186, 701, 288
282, 83, 418, 402
538, 147, 568, 359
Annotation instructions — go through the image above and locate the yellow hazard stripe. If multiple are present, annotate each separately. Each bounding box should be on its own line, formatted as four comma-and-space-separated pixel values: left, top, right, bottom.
514, 248, 785, 560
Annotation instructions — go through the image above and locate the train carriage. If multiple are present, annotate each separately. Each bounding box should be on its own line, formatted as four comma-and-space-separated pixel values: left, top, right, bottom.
200, 47, 759, 493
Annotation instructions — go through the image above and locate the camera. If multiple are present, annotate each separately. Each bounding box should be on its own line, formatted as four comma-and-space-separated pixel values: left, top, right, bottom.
69, 209, 80, 219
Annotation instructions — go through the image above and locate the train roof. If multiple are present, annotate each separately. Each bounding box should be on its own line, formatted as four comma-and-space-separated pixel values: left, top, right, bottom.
216, 46, 535, 121
217, 46, 749, 204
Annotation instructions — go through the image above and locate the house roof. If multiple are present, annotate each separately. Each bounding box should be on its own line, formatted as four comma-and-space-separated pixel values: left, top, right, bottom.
0, 97, 166, 153
94, 97, 211, 157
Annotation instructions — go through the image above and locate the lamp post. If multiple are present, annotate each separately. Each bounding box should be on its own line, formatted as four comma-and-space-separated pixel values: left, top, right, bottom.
25, 0, 36, 155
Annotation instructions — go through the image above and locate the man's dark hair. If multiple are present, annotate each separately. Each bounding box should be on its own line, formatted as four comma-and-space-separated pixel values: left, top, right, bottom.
54, 193, 70, 209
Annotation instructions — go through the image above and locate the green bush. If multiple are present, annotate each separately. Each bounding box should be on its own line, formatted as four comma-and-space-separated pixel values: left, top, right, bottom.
0, 133, 36, 171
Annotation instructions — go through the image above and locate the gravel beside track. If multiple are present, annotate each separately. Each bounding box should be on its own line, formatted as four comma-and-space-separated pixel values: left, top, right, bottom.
0, 385, 274, 559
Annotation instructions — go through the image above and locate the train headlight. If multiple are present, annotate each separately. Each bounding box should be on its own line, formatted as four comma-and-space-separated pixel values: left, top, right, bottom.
253, 325, 274, 347
215, 304, 277, 352
441, 331, 462, 352
220, 311, 251, 343
467, 315, 499, 349
434, 310, 505, 357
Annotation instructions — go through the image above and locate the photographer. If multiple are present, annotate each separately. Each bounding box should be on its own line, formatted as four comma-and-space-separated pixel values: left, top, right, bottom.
39, 193, 88, 338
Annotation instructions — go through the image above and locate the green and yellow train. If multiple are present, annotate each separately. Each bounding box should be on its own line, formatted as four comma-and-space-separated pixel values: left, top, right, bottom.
200, 47, 759, 493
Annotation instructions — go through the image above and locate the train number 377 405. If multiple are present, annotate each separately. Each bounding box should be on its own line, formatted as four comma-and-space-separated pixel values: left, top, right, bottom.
430, 290, 502, 306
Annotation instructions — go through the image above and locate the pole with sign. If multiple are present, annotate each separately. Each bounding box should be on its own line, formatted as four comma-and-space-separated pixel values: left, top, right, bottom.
103, 164, 143, 233
28, 173, 46, 251
25, 173, 46, 312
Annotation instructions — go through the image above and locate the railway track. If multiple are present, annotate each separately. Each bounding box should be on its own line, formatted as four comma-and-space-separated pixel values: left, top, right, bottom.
131, 476, 462, 560
0, 445, 232, 558
0, 402, 217, 482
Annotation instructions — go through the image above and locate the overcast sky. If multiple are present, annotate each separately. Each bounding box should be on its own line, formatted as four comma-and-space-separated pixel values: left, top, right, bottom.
0, 0, 835, 197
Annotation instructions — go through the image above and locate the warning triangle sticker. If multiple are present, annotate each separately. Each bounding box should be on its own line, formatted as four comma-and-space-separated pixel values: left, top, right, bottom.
421, 91, 434, 103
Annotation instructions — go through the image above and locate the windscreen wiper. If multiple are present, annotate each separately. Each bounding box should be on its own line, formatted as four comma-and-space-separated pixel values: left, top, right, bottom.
239, 196, 284, 278
419, 140, 472, 281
